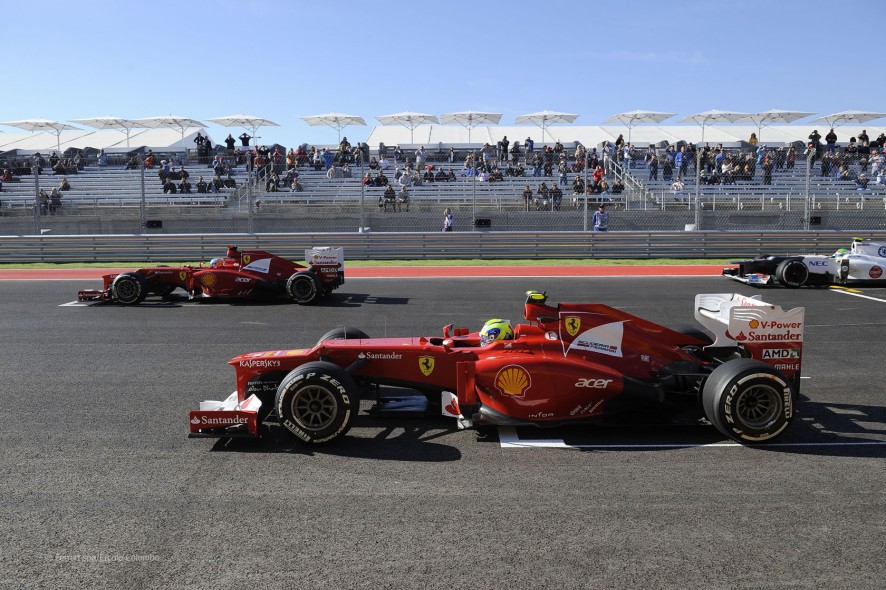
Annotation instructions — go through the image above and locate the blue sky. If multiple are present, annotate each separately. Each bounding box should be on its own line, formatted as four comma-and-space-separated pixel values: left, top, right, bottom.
5, 0, 884, 147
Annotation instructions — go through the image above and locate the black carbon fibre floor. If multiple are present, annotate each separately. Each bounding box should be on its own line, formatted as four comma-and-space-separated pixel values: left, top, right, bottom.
1, 277, 884, 589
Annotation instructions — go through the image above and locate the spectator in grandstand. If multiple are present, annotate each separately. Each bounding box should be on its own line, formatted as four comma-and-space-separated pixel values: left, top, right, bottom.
239, 132, 251, 147
648, 154, 659, 180
871, 152, 883, 183
224, 134, 236, 152
0, 169, 10, 182
211, 175, 223, 193
808, 129, 822, 152
376, 171, 389, 187
536, 182, 549, 209
322, 148, 334, 170
572, 176, 585, 195
45, 189, 60, 214
838, 164, 851, 181
820, 153, 832, 177
394, 145, 403, 162
397, 185, 409, 212
49, 152, 60, 170
677, 146, 689, 177
196, 176, 208, 193
525, 136, 534, 155
144, 151, 156, 169
442, 208, 453, 231
38, 189, 49, 215
762, 157, 774, 185
163, 177, 177, 194
97, 149, 107, 167
58, 177, 71, 191
591, 166, 604, 192
550, 184, 563, 210
510, 141, 520, 164
611, 178, 625, 195
662, 150, 674, 181
382, 184, 396, 211
670, 176, 685, 195
223, 174, 237, 188
499, 136, 509, 163
592, 204, 609, 232
179, 176, 192, 194
748, 133, 758, 146
415, 146, 427, 169
434, 167, 448, 182
856, 173, 869, 190
522, 185, 533, 210
398, 169, 411, 188
290, 176, 303, 192
825, 128, 838, 154
558, 162, 568, 186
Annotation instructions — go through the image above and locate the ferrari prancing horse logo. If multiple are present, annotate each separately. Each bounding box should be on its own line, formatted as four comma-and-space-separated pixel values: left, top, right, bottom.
179, 270, 187, 282
242, 254, 251, 265
419, 356, 435, 376
565, 316, 581, 337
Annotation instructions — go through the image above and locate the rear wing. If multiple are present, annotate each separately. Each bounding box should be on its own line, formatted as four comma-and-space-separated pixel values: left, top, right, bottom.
695, 293, 805, 388
306, 247, 345, 286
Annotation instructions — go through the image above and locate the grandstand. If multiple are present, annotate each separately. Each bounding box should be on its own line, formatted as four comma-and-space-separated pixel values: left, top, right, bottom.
2, 122, 886, 234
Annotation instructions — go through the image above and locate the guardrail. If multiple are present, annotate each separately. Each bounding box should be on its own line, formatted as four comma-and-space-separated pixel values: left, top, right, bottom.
1, 231, 884, 263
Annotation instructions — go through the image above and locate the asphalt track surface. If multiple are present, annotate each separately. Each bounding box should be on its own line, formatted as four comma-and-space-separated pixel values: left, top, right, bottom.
1, 272, 885, 589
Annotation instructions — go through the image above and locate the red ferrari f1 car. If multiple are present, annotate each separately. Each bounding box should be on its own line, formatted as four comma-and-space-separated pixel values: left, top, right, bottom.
78, 246, 344, 305
190, 291, 805, 446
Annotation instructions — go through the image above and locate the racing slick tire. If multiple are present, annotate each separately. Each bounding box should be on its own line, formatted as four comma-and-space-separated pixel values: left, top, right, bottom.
286, 271, 321, 304
775, 258, 809, 288
702, 358, 794, 444
316, 327, 370, 346
111, 272, 147, 305
275, 361, 358, 445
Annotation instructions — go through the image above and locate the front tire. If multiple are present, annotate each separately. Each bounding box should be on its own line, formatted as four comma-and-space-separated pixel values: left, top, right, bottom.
286, 271, 321, 304
275, 361, 358, 444
111, 272, 147, 305
702, 358, 794, 444
775, 258, 809, 288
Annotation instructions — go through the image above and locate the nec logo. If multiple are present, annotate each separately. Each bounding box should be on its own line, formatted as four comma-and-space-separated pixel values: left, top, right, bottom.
806, 260, 828, 267
575, 378, 613, 389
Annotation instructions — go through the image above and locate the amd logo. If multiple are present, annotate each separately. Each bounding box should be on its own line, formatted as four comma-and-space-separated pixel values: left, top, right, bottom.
761, 349, 800, 359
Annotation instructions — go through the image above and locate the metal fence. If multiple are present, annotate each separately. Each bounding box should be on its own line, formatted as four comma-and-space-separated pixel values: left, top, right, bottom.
1, 230, 884, 264
2, 143, 885, 235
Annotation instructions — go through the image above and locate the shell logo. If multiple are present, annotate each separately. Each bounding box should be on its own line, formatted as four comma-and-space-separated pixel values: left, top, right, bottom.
201, 273, 217, 287
748, 319, 759, 329
495, 365, 532, 397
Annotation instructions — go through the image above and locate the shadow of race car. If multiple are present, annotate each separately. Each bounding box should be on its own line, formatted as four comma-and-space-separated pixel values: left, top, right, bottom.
723, 238, 886, 287
78, 246, 344, 305
190, 291, 805, 446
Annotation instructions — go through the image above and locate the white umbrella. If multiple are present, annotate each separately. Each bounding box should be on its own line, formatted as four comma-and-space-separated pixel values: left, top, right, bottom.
603, 109, 675, 146
680, 109, 751, 144
135, 115, 206, 141
736, 109, 815, 144
300, 112, 365, 144
440, 110, 502, 144
810, 110, 886, 127
515, 110, 579, 144
207, 114, 279, 147
69, 116, 148, 148
375, 111, 439, 144
0, 118, 80, 153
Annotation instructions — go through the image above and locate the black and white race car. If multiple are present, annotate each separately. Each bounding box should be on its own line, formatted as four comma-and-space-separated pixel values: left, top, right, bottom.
723, 239, 886, 288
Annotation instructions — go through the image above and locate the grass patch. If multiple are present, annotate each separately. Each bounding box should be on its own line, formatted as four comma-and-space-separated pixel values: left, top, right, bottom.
0, 258, 731, 269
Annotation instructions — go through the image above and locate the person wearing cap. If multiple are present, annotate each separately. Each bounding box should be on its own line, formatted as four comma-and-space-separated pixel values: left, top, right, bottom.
592, 204, 609, 232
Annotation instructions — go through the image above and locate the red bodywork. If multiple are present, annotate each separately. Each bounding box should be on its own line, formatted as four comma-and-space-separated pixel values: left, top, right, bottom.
78, 246, 344, 303
190, 293, 752, 437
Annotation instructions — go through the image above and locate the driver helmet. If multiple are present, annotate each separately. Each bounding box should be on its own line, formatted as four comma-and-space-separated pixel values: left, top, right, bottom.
833, 248, 848, 258
209, 257, 223, 268
480, 319, 514, 346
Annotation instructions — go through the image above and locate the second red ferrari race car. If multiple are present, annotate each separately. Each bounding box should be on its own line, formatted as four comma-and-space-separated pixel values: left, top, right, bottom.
78, 246, 344, 305
190, 291, 805, 446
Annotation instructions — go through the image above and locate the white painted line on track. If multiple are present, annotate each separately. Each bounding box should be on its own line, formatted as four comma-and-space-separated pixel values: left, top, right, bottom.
829, 289, 886, 304
497, 426, 886, 449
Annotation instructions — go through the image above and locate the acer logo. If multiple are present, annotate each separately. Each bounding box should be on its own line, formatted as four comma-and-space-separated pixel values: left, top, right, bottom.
575, 378, 612, 389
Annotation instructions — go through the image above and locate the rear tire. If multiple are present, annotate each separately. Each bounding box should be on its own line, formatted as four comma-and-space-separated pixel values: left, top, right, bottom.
275, 361, 358, 444
111, 272, 147, 305
316, 327, 370, 346
702, 358, 794, 444
286, 271, 321, 304
775, 259, 809, 288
